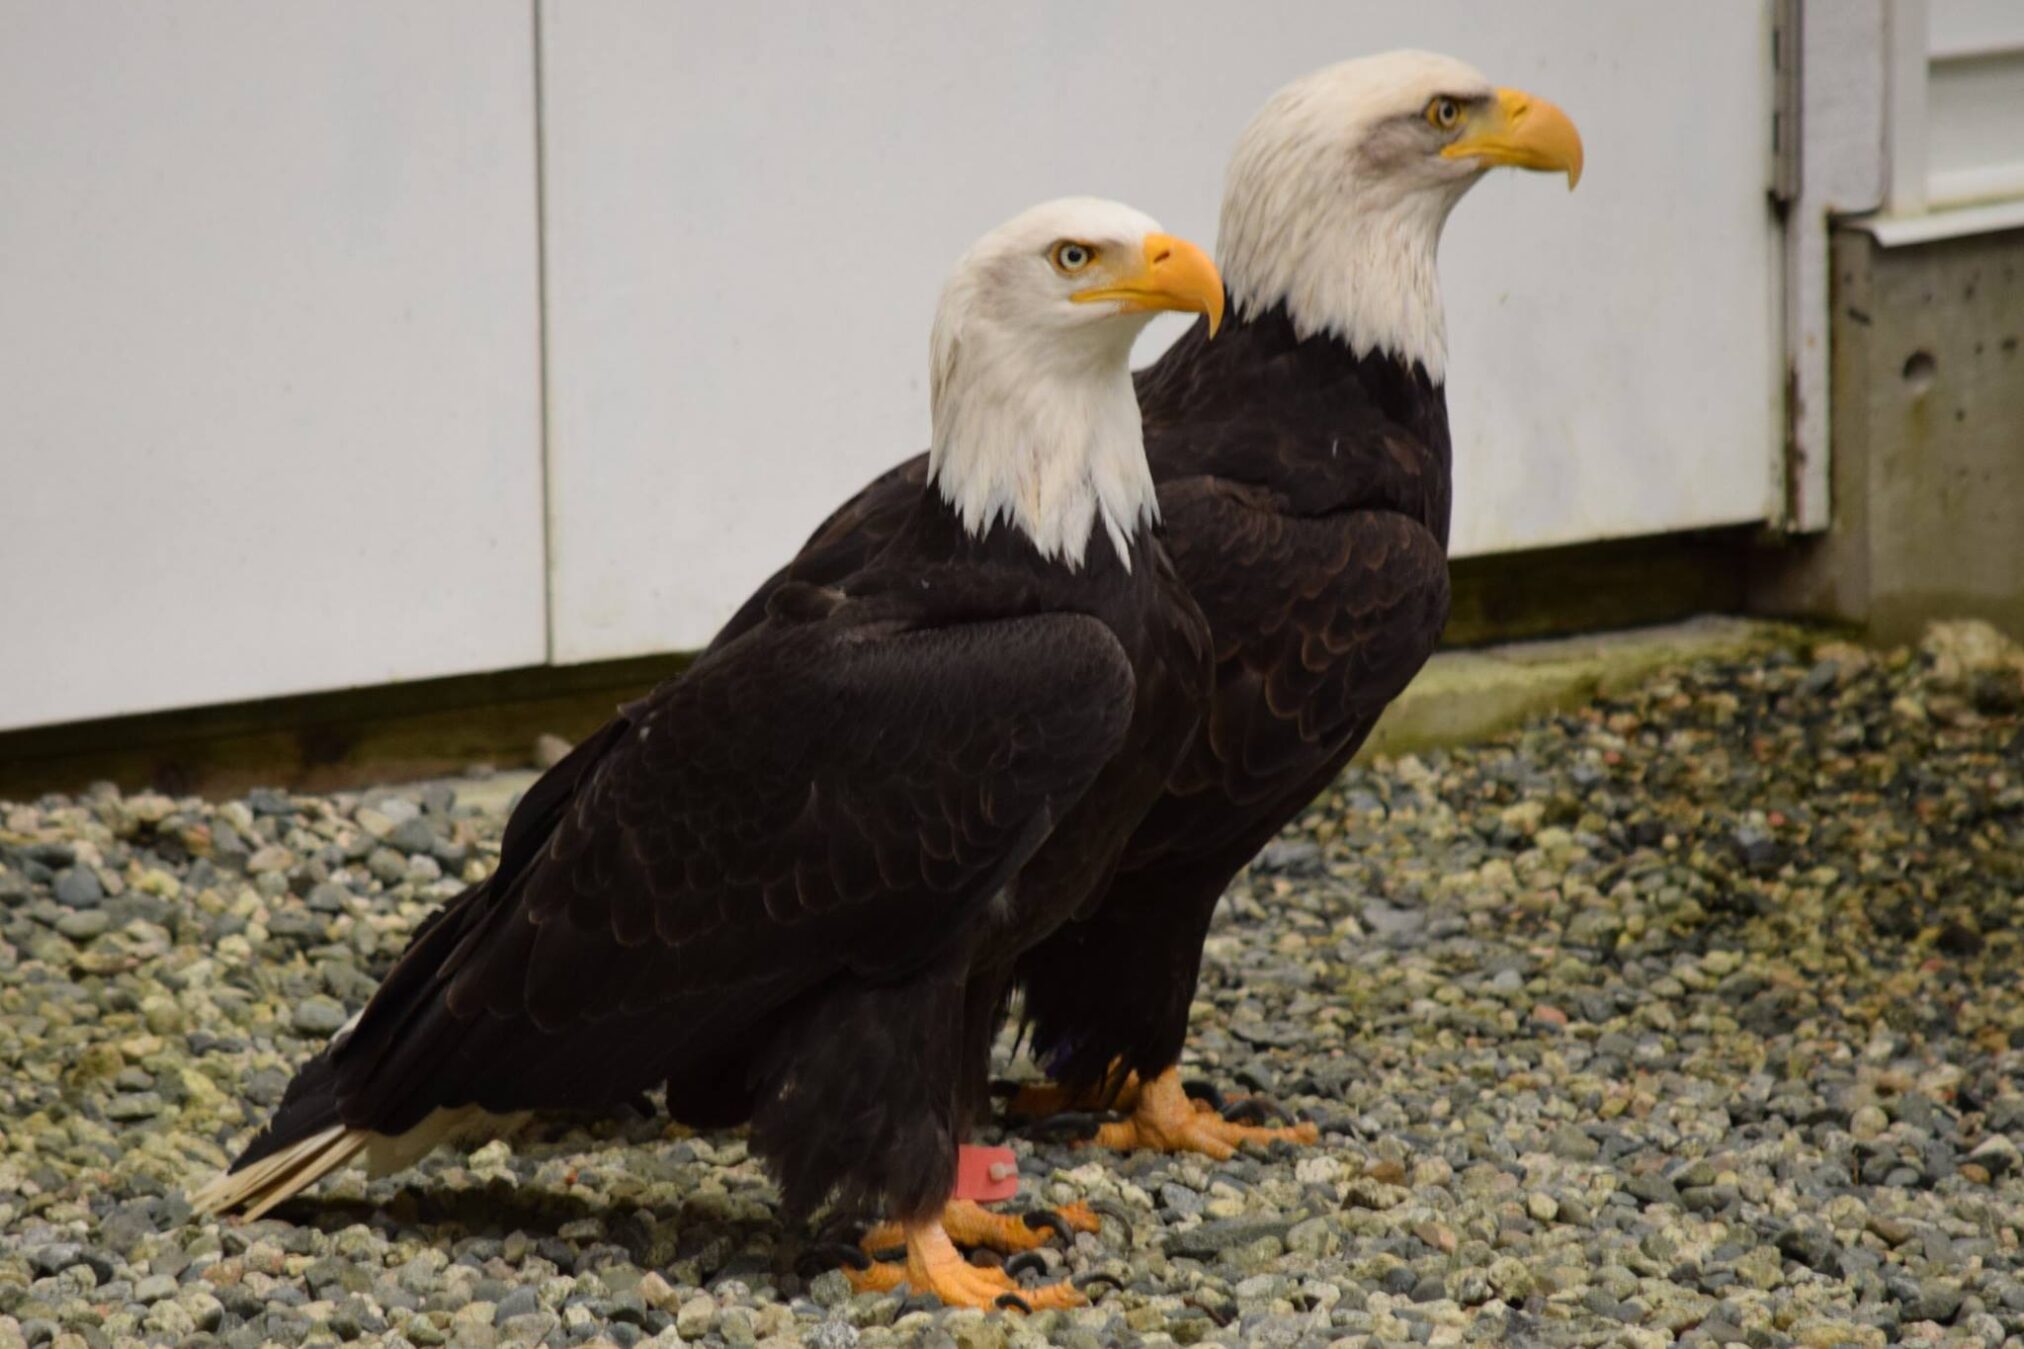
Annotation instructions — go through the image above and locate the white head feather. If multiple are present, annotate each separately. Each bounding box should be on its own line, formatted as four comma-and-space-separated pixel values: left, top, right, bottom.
928, 197, 1177, 570
1218, 51, 1501, 384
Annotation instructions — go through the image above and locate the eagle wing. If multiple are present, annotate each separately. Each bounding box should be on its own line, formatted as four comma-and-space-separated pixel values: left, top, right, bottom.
325, 609, 1136, 1134
711, 457, 930, 651
1122, 474, 1449, 865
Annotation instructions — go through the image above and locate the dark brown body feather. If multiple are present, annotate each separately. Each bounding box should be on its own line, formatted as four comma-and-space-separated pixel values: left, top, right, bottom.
231, 491, 1209, 1222
715, 302, 1452, 1088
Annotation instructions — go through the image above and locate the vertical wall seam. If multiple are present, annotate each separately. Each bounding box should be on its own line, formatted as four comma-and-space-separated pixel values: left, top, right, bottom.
532, 0, 558, 664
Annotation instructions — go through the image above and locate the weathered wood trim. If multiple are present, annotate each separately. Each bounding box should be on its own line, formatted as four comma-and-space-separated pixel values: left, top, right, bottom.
2, 528, 1761, 801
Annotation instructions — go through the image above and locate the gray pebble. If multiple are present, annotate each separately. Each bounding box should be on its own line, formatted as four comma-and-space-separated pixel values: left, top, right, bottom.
0, 636, 2016, 1349
104, 1092, 164, 1121
305, 881, 353, 913
367, 846, 409, 885
292, 996, 351, 1037
55, 909, 110, 941
389, 817, 440, 856
52, 866, 104, 908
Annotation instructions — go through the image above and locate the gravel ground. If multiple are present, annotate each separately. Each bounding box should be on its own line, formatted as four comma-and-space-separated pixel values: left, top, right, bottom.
3, 620, 2022, 1349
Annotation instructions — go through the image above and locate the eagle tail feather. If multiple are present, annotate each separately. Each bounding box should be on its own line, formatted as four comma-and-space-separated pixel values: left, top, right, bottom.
188, 1123, 367, 1219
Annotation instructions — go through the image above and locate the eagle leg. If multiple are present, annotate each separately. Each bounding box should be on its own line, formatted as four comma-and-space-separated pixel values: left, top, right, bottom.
844, 1215, 1085, 1311
858, 1198, 1098, 1257
1089, 1066, 1318, 1160
997, 1067, 1142, 1119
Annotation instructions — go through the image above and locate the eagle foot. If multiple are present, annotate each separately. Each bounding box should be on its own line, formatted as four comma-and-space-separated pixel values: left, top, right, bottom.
860, 1198, 1097, 1257
1089, 1066, 1319, 1160
844, 1216, 1085, 1311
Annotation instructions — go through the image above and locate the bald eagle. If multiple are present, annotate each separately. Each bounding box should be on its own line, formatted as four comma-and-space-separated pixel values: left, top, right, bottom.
193, 199, 1223, 1311
712, 52, 1584, 1154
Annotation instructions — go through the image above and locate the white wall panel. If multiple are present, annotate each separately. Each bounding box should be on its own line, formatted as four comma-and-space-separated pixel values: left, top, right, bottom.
542, 0, 1782, 663
0, 2, 547, 730
1926, 0, 2024, 206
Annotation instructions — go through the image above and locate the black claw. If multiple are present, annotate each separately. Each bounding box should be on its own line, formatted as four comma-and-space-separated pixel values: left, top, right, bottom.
1075, 1271, 1124, 1295
1019, 1209, 1070, 1240
867, 1244, 905, 1263
813, 1217, 867, 1247
1089, 1200, 1135, 1236
1186, 1297, 1235, 1328
794, 1241, 874, 1278
1005, 1251, 1051, 1278
1181, 1078, 1225, 1110
1021, 1109, 1120, 1142
994, 1292, 1034, 1313
1223, 1096, 1283, 1126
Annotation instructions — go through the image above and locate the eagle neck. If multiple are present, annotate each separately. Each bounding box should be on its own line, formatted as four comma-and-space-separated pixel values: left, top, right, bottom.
927, 325, 1157, 573
1217, 147, 1468, 385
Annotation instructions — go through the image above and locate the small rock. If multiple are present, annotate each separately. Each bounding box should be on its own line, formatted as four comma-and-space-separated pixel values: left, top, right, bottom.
806, 1269, 853, 1309
27, 1243, 85, 1277
105, 1091, 164, 1121
675, 1294, 715, 1338
492, 1287, 541, 1323
1253, 839, 1322, 873
1776, 1225, 1843, 1276
1967, 1133, 2022, 1177
1549, 1125, 1600, 1162
245, 845, 295, 875
1866, 1214, 1914, 1246
1626, 1173, 1680, 1207
134, 1274, 178, 1303
1286, 1216, 1334, 1257
292, 996, 351, 1037
55, 909, 111, 941
1903, 1280, 1965, 1325
1166, 1219, 1292, 1260
1486, 1257, 1533, 1300
366, 847, 408, 885
305, 881, 352, 913
52, 867, 105, 908
389, 817, 440, 856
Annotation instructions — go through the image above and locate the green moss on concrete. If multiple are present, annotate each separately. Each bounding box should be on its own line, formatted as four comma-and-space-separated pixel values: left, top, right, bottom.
1358, 616, 1800, 761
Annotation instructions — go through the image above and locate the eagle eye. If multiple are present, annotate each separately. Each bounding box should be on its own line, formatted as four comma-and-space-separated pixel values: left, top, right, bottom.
1426, 97, 1462, 131
1049, 241, 1098, 274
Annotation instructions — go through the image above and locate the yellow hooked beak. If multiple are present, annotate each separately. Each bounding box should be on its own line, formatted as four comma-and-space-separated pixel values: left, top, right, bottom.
1440, 87, 1584, 189
1071, 233, 1225, 337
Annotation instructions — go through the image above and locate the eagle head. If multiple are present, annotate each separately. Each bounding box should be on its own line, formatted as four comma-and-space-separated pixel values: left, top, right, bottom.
927, 198, 1222, 569
1219, 51, 1584, 382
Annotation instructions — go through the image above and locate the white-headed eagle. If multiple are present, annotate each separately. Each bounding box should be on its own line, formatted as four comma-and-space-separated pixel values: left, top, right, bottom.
194, 198, 1225, 1311
713, 52, 1585, 1154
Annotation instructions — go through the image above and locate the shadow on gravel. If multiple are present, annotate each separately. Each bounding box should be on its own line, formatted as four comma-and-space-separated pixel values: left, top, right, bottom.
256, 1177, 785, 1273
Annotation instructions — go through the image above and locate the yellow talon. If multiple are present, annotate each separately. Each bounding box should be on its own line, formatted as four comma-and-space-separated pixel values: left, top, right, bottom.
844, 1214, 1085, 1311
1088, 1067, 1318, 1159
